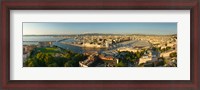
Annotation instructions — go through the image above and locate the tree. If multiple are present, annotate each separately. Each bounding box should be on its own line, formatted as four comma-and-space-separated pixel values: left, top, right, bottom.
170, 52, 177, 58
44, 54, 54, 65
155, 60, 164, 66
64, 53, 71, 60
157, 47, 161, 52
27, 58, 39, 67
54, 57, 67, 67
29, 50, 35, 57
116, 61, 126, 67
135, 51, 141, 58
166, 47, 171, 51
24, 47, 88, 67
64, 60, 76, 67
161, 48, 166, 52
64, 62, 71, 67
35, 53, 46, 66
48, 63, 57, 67
117, 51, 139, 67
73, 54, 85, 61
152, 47, 157, 51
28, 61, 35, 67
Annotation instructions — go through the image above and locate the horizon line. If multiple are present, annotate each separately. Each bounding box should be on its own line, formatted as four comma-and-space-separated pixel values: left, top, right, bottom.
23, 33, 177, 36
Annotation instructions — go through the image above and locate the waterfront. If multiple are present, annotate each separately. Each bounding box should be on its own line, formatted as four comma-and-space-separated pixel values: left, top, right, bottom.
23, 36, 64, 42
23, 36, 64, 45
23, 35, 151, 54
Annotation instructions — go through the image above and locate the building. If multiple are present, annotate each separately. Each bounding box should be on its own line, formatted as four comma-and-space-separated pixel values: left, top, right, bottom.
23, 45, 36, 62
117, 47, 138, 53
139, 50, 160, 64
23, 52, 30, 62
160, 50, 176, 58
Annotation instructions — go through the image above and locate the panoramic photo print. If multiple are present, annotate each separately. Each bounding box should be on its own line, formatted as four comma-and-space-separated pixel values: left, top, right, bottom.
23, 23, 177, 67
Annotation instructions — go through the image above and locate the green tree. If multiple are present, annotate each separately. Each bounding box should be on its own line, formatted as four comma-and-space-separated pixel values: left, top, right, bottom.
28, 61, 35, 67
48, 63, 57, 67
135, 51, 141, 58
64, 53, 71, 60
27, 58, 39, 67
161, 48, 166, 52
54, 57, 67, 67
170, 52, 177, 58
64, 60, 76, 67
44, 54, 54, 65
73, 54, 85, 61
166, 47, 171, 51
116, 61, 126, 67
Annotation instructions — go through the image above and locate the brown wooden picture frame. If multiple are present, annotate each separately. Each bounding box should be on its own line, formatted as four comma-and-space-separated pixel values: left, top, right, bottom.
1, 0, 200, 90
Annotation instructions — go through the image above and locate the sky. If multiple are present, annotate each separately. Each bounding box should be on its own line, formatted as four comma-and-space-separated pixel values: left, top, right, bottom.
23, 22, 177, 35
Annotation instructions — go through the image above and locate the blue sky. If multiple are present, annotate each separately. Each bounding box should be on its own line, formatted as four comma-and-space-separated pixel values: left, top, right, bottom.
23, 22, 177, 35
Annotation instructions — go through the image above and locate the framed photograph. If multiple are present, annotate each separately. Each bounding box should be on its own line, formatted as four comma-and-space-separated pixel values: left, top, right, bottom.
1, 0, 200, 90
